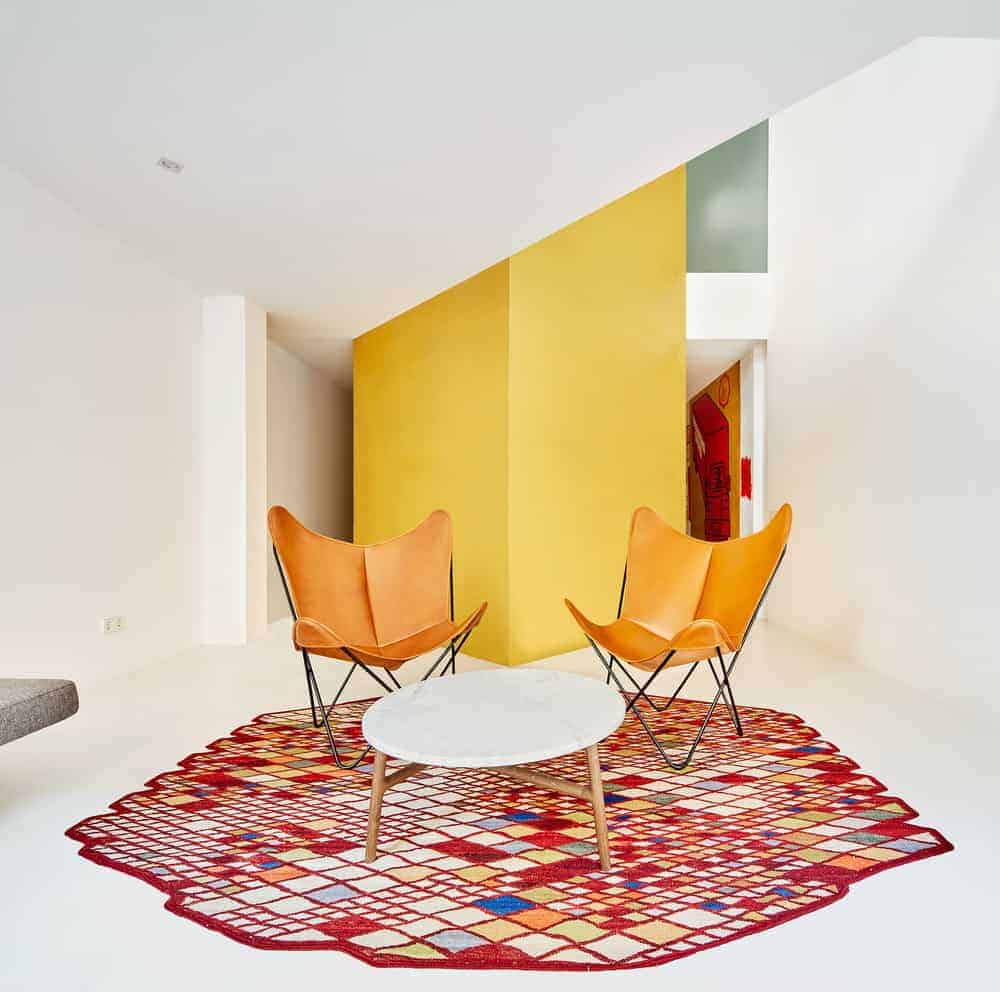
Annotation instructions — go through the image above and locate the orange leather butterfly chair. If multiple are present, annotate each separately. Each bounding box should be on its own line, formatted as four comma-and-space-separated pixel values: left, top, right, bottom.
269, 506, 487, 768
565, 504, 791, 770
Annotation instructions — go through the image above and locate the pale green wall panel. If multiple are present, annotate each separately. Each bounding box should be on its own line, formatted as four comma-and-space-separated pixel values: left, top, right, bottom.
687, 120, 768, 272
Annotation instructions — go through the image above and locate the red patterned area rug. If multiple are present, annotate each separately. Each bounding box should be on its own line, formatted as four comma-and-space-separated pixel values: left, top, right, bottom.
67, 695, 951, 971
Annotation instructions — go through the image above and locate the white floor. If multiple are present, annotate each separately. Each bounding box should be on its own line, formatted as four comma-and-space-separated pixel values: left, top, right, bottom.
3, 621, 996, 991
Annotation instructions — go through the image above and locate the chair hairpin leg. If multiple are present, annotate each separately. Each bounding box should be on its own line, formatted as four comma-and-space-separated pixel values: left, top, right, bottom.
706, 647, 743, 736
304, 655, 321, 727
421, 643, 453, 681
305, 630, 474, 769
605, 656, 644, 700
301, 652, 373, 770
304, 653, 407, 769
623, 651, 676, 715
420, 626, 474, 681
609, 654, 697, 714
586, 639, 735, 772
328, 659, 357, 708
303, 655, 344, 730
338, 651, 400, 696
445, 559, 460, 676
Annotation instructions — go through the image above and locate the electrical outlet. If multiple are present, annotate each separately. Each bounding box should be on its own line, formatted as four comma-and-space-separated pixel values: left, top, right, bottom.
102, 615, 126, 634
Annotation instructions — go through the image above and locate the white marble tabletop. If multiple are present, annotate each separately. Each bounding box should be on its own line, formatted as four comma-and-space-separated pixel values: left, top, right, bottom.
361, 668, 625, 768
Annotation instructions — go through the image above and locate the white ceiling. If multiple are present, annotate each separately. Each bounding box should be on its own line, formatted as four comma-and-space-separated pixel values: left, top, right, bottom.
687, 339, 758, 399
3, 3, 999, 385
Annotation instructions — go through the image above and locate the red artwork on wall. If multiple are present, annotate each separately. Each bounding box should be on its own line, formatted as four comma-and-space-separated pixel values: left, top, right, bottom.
690, 393, 731, 541
741, 456, 752, 499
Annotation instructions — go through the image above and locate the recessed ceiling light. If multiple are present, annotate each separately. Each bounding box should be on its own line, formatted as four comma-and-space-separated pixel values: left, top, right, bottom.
156, 156, 184, 174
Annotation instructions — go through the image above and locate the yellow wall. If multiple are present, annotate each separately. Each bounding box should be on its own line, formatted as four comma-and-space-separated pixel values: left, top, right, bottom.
507, 168, 687, 663
353, 262, 510, 662
354, 169, 686, 665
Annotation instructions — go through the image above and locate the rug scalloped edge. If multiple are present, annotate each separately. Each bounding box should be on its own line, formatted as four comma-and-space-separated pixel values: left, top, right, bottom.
66, 697, 955, 972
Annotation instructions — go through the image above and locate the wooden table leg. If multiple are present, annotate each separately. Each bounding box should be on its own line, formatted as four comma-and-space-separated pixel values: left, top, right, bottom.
365, 750, 387, 863
586, 744, 611, 870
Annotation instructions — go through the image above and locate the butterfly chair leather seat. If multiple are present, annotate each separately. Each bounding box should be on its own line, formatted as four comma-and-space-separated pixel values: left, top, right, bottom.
566, 504, 791, 769
293, 611, 487, 668
563, 605, 736, 669
269, 506, 487, 668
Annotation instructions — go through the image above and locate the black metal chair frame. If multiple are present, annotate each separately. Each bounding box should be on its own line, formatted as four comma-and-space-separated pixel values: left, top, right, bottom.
589, 547, 786, 771
273, 547, 471, 770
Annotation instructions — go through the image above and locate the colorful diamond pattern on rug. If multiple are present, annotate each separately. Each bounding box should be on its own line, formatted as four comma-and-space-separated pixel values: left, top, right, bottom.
67, 696, 951, 971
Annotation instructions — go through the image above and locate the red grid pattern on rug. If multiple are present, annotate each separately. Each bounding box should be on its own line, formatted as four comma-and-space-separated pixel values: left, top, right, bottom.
67, 696, 951, 971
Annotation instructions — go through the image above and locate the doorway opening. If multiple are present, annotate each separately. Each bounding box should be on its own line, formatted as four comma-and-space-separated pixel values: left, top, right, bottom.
686, 339, 766, 540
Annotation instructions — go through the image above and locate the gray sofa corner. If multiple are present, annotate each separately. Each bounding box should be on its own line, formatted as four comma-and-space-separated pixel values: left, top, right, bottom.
0, 679, 79, 746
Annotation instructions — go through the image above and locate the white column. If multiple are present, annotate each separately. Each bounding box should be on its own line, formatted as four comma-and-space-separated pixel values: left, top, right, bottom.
199, 296, 268, 643
739, 352, 754, 537
750, 341, 766, 533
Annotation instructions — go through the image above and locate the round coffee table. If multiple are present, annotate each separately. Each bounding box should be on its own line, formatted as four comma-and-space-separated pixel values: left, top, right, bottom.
361, 669, 625, 869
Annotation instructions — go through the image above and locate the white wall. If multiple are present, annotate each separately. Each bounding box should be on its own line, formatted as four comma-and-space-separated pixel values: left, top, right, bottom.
266, 341, 352, 622
0, 162, 202, 689
768, 38, 1000, 705
738, 343, 766, 537
687, 273, 769, 342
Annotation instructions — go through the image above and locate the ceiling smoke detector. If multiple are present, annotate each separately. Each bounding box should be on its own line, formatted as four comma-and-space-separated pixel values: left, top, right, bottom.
156, 156, 184, 174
